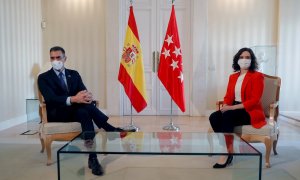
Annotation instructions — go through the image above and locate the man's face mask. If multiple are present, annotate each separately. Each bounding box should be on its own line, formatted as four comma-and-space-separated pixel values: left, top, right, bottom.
51, 60, 64, 71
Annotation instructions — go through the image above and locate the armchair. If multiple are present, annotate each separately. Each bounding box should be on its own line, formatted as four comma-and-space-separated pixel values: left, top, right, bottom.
209, 74, 281, 168
38, 91, 99, 165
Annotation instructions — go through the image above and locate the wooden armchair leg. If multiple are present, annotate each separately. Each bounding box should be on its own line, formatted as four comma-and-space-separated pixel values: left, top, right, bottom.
207, 128, 214, 154
39, 133, 45, 153
273, 132, 279, 155
101, 132, 108, 151
264, 137, 272, 168
45, 137, 53, 166
273, 141, 278, 155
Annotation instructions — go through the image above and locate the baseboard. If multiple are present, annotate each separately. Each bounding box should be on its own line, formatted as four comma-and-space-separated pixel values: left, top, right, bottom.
0, 115, 27, 131
280, 116, 300, 127
280, 111, 300, 119
206, 109, 215, 117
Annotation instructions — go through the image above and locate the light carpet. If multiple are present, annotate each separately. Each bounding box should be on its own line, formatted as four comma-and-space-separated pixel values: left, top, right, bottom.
0, 143, 300, 180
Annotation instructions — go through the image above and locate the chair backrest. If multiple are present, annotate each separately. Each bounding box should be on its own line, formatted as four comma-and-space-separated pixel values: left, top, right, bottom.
37, 88, 44, 104
261, 74, 281, 121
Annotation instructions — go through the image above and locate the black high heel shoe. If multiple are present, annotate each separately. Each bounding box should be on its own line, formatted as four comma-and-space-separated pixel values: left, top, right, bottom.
213, 155, 233, 169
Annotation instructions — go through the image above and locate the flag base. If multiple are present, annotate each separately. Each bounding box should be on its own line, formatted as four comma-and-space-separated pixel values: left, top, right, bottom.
122, 123, 140, 132
162, 121, 179, 131
122, 106, 140, 132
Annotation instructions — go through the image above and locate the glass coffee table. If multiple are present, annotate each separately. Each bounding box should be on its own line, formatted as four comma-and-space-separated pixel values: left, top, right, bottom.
57, 132, 262, 180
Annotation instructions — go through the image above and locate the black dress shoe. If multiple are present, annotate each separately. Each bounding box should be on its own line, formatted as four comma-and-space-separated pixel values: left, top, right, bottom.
84, 139, 94, 149
88, 157, 104, 176
114, 127, 136, 132
213, 155, 233, 169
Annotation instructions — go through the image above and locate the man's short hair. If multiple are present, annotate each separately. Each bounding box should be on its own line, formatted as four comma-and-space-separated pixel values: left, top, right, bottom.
50, 46, 65, 54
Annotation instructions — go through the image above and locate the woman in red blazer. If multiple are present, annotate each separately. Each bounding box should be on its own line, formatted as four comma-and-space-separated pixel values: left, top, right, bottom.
209, 47, 266, 168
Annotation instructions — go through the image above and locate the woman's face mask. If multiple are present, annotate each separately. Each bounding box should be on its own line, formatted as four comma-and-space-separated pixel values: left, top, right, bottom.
238, 58, 251, 70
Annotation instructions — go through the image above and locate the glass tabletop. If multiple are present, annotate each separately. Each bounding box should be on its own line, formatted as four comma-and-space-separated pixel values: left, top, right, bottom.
58, 131, 260, 156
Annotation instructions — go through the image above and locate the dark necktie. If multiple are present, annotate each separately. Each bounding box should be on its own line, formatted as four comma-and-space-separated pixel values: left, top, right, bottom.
58, 72, 68, 92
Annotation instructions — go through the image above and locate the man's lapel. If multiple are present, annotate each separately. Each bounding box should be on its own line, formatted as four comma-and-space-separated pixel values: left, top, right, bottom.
49, 69, 62, 89
49, 68, 69, 93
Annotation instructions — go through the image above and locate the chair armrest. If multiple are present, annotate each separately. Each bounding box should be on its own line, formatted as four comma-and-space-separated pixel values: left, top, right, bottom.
269, 101, 279, 122
92, 100, 99, 108
39, 102, 48, 124
216, 101, 224, 110
270, 101, 279, 109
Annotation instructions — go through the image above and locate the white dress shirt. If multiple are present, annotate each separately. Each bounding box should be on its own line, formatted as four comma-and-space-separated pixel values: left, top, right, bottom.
234, 73, 246, 102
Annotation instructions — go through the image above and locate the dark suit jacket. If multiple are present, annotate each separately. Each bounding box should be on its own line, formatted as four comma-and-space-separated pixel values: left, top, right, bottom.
38, 68, 87, 122
224, 71, 266, 128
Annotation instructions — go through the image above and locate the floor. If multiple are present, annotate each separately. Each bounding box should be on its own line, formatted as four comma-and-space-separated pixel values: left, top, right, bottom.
0, 115, 300, 180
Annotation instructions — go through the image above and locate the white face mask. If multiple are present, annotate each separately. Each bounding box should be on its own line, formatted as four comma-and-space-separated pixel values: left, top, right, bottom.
238, 59, 251, 69
51, 60, 64, 71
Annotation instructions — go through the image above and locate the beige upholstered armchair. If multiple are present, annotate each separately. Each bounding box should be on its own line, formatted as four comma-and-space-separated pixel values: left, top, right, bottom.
210, 74, 281, 168
38, 91, 85, 165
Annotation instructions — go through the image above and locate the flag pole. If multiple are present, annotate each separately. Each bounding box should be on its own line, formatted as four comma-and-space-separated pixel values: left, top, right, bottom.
123, 104, 139, 131
163, 0, 179, 131
163, 99, 179, 131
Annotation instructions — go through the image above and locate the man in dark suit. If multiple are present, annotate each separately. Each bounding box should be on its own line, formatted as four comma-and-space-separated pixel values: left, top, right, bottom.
38, 46, 129, 176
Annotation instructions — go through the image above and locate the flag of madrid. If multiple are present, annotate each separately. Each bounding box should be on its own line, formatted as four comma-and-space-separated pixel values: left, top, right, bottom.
158, 5, 185, 112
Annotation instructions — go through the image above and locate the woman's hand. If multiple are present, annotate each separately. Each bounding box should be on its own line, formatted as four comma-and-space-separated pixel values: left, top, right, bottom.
220, 103, 244, 113
220, 105, 234, 113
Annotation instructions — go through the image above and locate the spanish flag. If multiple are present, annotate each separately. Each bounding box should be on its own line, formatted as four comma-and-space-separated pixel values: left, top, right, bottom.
118, 5, 147, 113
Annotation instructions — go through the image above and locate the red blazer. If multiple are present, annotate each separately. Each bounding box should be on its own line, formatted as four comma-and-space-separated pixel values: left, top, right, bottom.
224, 71, 266, 128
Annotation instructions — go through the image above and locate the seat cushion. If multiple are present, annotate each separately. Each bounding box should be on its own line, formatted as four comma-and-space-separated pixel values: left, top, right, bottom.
41, 122, 82, 135
234, 123, 276, 136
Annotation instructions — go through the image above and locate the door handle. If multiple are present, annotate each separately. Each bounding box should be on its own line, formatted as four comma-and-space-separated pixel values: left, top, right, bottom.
152, 51, 156, 72
156, 51, 160, 72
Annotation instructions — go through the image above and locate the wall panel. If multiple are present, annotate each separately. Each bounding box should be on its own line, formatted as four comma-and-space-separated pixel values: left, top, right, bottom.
0, 0, 42, 129
278, 0, 300, 113
42, 0, 106, 108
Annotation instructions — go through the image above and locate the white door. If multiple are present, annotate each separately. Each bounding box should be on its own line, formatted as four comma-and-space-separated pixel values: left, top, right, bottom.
122, 0, 191, 115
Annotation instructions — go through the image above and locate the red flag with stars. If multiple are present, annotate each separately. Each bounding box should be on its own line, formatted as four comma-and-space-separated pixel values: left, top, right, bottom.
157, 132, 182, 152
158, 5, 185, 112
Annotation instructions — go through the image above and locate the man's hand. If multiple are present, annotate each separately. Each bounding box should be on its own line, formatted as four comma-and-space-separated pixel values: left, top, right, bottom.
71, 90, 94, 104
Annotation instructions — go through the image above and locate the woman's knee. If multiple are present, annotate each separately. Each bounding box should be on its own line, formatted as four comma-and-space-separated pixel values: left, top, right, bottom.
209, 111, 222, 130
222, 110, 235, 120
209, 111, 222, 122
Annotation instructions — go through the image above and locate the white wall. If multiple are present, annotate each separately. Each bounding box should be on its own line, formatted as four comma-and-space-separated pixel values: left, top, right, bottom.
41, 0, 107, 108
278, 0, 300, 115
105, 0, 122, 115
206, 0, 279, 110
0, 0, 42, 129
1, 0, 299, 130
